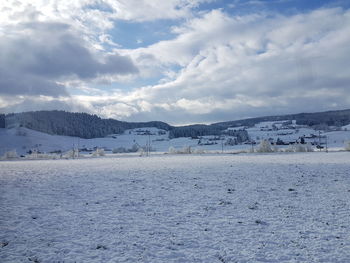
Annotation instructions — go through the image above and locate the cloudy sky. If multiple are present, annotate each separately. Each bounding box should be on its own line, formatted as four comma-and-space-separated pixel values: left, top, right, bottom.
1, 0, 350, 124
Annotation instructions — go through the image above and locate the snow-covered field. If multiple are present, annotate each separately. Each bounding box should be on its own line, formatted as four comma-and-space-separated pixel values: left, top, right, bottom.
1, 152, 349, 262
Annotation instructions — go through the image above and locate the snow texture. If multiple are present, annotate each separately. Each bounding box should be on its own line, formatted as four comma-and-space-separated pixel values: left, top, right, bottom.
1, 152, 350, 262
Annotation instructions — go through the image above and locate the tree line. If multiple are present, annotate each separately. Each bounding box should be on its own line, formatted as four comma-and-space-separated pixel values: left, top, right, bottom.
2, 109, 349, 139
4, 111, 171, 139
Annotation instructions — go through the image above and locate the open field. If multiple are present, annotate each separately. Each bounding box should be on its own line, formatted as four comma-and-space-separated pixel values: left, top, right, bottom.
1, 152, 350, 262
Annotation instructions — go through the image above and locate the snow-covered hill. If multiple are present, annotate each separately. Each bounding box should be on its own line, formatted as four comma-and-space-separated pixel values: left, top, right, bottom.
0, 127, 203, 156
343, 123, 350, 130
1, 119, 350, 157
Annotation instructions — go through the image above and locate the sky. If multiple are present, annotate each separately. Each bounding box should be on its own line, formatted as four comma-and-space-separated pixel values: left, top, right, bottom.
0, 0, 350, 125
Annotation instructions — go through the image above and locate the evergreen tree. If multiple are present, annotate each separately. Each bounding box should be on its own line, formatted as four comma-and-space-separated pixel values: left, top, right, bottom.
0, 114, 5, 128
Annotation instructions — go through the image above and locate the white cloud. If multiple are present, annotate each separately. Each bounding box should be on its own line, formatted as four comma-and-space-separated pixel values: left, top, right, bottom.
106, 0, 211, 22
111, 7, 350, 122
0, 1, 210, 31
0, 0, 143, 100
0, 21, 138, 97
1, 2, 350, 124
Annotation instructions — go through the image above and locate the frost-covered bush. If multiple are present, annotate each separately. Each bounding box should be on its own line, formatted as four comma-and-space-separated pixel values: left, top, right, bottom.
344, 141, 350, 151
28, 150, 39, 159
113, 144, 140, 154
138, 147, 146, 156
130, 144, 139, 153
168, 146, 192, 154
180, 146, 192, 154
286, 143, 314, 152
25, 151, 59, 160
113, 147, 126, 153
303, 143, 313, 152
256, 140, 273, 153
1, 150, 18, 160
192, 148, 206, 154
168, 146, 176, 154
284, 147, 294, 153
294, 143, 307, 152
63, 149, 80, 158
306, 143, 314, 152
92, 148, 105, 157
272, 145, 279, 153
63, 150, 74, 158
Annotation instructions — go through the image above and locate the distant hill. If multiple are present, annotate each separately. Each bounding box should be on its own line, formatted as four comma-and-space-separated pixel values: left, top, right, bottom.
4, 111, 171, 139
169, 109, 350, 138
2, 109, 350, 139
211, 109, 350, 130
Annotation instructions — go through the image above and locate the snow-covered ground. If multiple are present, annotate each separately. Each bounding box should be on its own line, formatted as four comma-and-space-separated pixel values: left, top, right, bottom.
0, 127, 203, 156
343, 123, 350, 130
1, 152, 349, 262
1, 125, 350, 157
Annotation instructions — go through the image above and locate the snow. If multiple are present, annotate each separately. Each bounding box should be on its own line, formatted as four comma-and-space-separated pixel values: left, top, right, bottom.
246, 126, 316, 143
1, 152, 350, 262
1, 121, 350, 157
324, 130, 350, 148
226, 126, 246, 131
0, 127, 172, 156
342, 123, 350, 130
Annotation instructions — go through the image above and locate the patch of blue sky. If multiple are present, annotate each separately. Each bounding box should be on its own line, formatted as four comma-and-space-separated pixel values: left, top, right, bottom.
219, 0, 350, 16
195, 0, 230, 12
105, 0, 350, 50
109, 19, 179, 49
84, 2, 114, 13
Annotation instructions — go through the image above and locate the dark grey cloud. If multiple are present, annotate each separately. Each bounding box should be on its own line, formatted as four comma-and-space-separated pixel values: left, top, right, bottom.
0, 96, 89, 115
123, 95, 350, 125
0, 71, 68, 97
0, 21, 138, 97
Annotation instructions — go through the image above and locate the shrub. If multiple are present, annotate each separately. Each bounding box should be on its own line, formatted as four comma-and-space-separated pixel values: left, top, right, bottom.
138, 147, 146, 156
345, 141, 350, 151
168, 146, 192, 154
63, 149, 80, 158
192, 148, 206, 154
25, 151, 59, 160
305, 143, 314, 152
112, 147, 126, 153
256, 140, 273, 153
1, 150, 18, 160
286, 143, 313, 152
92, 148, 105, 157
113, 144, 142, 154
130, 144, 139, 153
168, 146, 176, 154
180, 146, 192, 154
294, 143, 307, 152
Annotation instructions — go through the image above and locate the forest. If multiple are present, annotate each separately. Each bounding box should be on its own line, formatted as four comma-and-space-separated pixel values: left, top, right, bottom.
2, 109, 349, 139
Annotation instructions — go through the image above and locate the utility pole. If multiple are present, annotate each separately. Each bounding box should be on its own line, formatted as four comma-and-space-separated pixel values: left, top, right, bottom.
147, 134, 151, 157
318, 131, 321, 151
